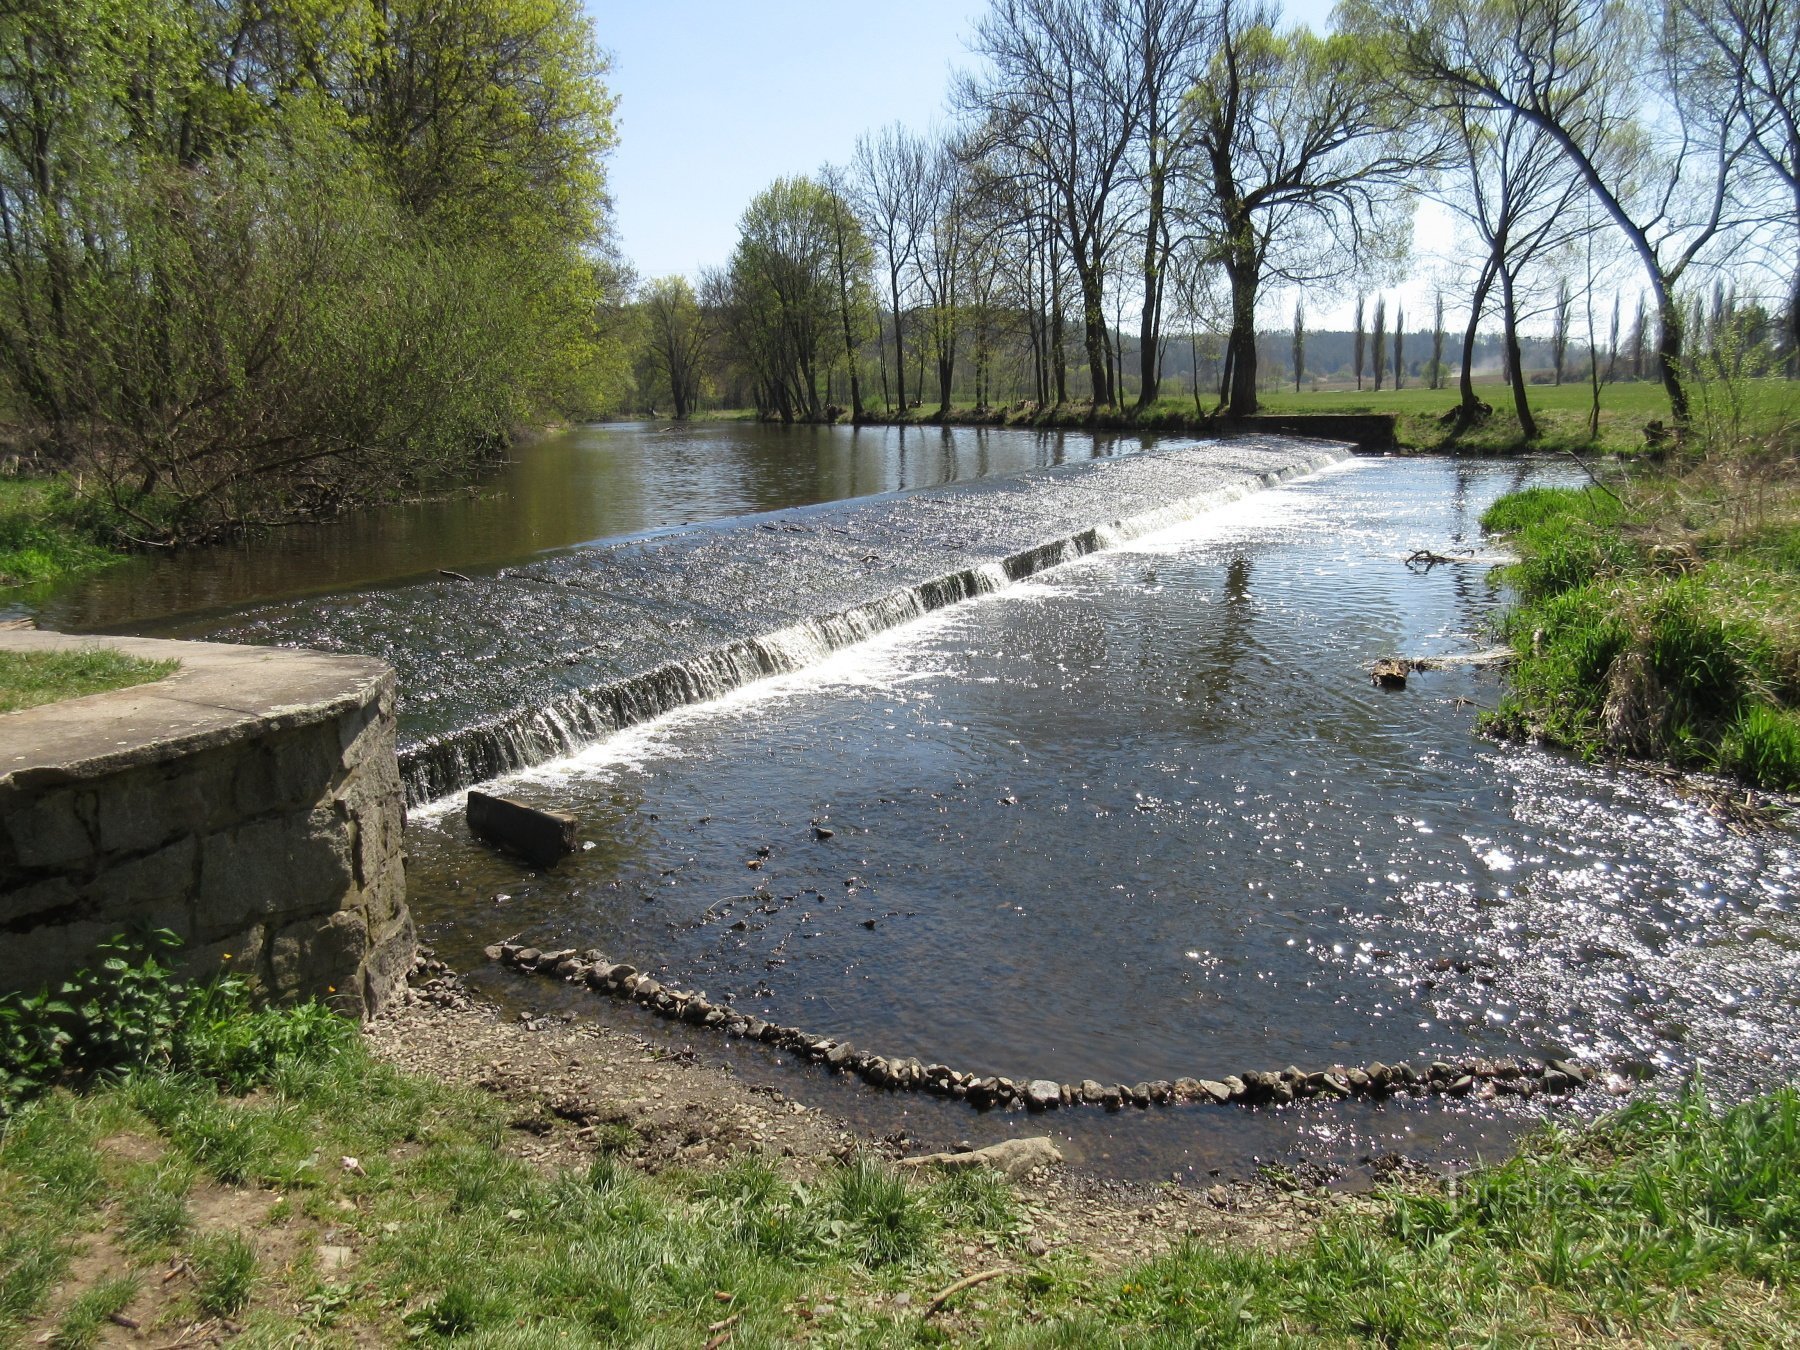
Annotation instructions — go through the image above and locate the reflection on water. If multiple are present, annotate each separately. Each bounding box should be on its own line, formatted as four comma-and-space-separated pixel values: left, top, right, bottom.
405, 457, 1797, 1181
24, 421, 1163, 631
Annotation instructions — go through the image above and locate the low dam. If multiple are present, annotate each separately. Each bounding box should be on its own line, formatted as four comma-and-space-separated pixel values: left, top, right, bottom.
185, 438, 1348, 805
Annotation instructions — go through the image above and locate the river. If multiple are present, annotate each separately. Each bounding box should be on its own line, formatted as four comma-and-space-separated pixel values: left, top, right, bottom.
22, 424, 1798, 1184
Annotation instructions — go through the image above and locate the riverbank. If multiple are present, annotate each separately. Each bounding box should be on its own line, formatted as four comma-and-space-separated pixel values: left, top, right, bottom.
5, 960, 1798, 1344
680, 378, 1692, 455
1479, 435, 1800, 794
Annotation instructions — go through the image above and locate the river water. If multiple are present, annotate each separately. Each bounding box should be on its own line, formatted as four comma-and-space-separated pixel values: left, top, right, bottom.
24, 425, 1798, 1183
390, 450, 1792, 1183
20, 421, 1162, 632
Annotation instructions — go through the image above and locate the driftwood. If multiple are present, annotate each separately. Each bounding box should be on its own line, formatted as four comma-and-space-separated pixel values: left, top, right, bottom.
924, 1268, 1013, 1319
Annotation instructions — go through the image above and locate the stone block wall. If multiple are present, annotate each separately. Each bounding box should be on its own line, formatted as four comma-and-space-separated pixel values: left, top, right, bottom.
0, 631, 414, 1018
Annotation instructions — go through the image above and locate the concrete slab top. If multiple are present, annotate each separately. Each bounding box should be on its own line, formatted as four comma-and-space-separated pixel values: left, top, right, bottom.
1, 630, 392, 789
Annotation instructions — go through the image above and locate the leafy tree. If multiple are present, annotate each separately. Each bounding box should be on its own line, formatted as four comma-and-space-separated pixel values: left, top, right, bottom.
1182, 6, 1417, 416
641, 277, 709, 419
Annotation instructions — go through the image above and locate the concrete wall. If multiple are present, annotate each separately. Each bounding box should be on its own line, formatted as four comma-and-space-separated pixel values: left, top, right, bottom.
0, 631, 414, 1018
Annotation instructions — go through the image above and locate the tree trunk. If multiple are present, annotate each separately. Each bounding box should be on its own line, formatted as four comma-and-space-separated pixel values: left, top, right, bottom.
1460, 257, 1496, 416
1079, 264, 1111, 409
889, 263, 906, 416
1497, 266, 1538, 439
1136, 171, 1165, 410
1223, 255, 1259, 417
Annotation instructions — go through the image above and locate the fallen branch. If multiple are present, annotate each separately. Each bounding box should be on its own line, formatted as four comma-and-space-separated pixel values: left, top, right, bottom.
438, 569, 472, 583
924, 1267, 1012, 1319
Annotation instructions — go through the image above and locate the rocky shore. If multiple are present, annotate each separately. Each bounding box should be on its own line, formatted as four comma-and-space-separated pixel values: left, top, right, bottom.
370, 958, 1401, 1270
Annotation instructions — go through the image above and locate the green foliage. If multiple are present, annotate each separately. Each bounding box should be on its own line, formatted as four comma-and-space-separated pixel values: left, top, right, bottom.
0, 0, 626, 547
189, 1232, 257, 1315
47, 1276, 138, 1350
1482, 464, 1800, 791
0, 932, 351, 1116
1722, 703, 1800, 791
120, 1163, 196, 1254
827, 1156, 937, 1269
0, 480, 118, 586
0, 648, 177, 713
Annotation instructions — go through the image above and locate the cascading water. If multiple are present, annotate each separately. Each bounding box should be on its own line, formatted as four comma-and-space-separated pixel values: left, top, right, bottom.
180, 438, 1346, 806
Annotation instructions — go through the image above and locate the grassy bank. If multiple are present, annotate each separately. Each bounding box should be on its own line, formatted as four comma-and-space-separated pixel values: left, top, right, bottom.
1479, 432, 1800, 792
6, 945, 1800, 1344
0, 479, 120, 589
684, 377, 1697, 453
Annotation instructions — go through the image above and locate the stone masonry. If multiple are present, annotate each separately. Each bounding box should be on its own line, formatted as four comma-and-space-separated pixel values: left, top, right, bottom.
0, 630, 414, 1018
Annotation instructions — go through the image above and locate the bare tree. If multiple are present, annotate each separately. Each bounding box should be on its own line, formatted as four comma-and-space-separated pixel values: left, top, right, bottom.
916, 138, 969, 418
852, 125, 930, 414
1674, 0, 1800, 374
819, 163, 875, 422
1377, 0, 1751, 427
962, 0, 1140, 409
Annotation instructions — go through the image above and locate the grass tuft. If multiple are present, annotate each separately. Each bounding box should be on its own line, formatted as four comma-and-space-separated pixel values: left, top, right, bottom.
189, 1231, 256, 1315
0, 647, 177, 714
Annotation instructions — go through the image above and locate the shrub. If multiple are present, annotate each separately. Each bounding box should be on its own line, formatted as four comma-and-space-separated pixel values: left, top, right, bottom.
0, 931, 350, 1115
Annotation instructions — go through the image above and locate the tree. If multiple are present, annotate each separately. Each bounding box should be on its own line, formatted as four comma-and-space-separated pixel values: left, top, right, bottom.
1372, 0, 1750, 428
962, 0, 1141, 410
852, 124, 930, 413
1629, 289, 1648, 377
916, 140, 969, 418
1292, 296, 1306, 391
1551, 276, 1572, 384
715, 178, 840, 422
1182, 4, 1417, 415
1372, 294, 1388, 389
0, 0, 622, 544
1353, 294, 1367, 388
1393, 300, 1406, 387
641, 276, 708, 418
1673, 0, 1800, 375
1430, 289, 1447, 387
819, 164, 876, 422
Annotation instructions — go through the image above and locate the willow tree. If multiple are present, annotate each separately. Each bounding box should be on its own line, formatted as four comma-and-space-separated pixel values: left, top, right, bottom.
1183, 3, 1418, 416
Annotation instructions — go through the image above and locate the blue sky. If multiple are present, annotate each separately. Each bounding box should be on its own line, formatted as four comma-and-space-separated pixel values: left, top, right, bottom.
594, 0, 1340, 280
589, 0, 1445, 329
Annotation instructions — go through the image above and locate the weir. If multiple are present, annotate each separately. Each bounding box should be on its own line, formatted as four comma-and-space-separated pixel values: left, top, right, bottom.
195, 437, 1349, 805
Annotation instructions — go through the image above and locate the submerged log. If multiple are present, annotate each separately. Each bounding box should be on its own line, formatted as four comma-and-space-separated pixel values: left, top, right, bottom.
467, 790, 578, 867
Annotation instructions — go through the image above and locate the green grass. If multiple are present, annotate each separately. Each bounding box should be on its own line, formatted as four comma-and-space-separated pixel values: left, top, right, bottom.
4, 982, 1800, 1343
0, 647, 178, 713
1479, 441, 1800, 790
0, 478, 119, 588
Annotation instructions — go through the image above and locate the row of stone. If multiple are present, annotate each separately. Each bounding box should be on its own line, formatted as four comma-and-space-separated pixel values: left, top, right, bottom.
490, 941, 1604, 1110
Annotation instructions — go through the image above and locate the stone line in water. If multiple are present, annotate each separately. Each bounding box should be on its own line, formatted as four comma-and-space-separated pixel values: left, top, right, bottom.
401, 446, 1347, 806
490, 942, 1623, 1113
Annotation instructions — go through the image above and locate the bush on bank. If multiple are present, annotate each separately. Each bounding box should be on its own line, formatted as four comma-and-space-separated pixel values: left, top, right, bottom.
1481, 466, 1800, 791
5, 937, 1800, 1343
